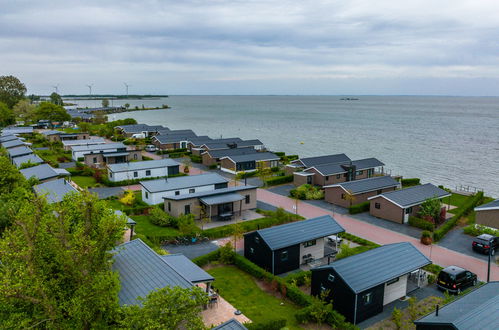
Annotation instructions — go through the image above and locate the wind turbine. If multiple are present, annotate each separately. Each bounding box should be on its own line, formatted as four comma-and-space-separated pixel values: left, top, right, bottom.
123, 82, 130, 97
86, 84, 94, 97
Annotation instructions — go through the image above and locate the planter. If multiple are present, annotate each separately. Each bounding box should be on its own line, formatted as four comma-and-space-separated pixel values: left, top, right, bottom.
421, 236, 433, 245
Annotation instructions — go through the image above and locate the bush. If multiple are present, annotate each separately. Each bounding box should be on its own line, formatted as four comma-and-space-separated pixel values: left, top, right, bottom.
149, 207, 171, 226
246, 319, 287, 330
208, 164, 217, 169
423, 264, 443, 275
401, 178, 420, 187
191, 249, 220, 267
189, 154, 202, 163
463, 224, 499, 237
421, 230, 432, 238
284, 271, 311, 286
264, 174, 293, 186
289, 184, 324, 200
348, 201, 370, 214
409, 216, 435, 231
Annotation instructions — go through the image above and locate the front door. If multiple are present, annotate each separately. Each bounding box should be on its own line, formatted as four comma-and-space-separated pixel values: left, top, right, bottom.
306, 175, 312, 184
403, 209, 410, 223
218, 202, 233, 216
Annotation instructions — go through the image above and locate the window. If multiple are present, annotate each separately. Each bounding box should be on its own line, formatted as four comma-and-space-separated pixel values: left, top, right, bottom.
303, 240, 316, 247
145, 191, 149, 199
343, 173, 348, 177
387, 277, 399, 285
168, 202, 171, 212
245, 195, 250, 204
189, 188, 195, 194
363, 292, 372, 305
133, 153, 138, 160
133, 171, 138, 178
184, 205, 191, 215
336, 174, 341, 179
255, 236, 260, 244
280, 251, 288, 261
325, 176, 329, 181
356, 170, 363, 175
146, 170, 151, 176
250, 247, 254, 254
341, 193, 346, 200
215, 182, 228, 190
405, 207, 413, 214
175, 191, 180, 196
375, 202, 381, 209
328, 274, 335, 282
93, 157, 97, 163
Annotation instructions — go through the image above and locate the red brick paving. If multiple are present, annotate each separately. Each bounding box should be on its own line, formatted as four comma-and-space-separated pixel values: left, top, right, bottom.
258, 189, 499, 281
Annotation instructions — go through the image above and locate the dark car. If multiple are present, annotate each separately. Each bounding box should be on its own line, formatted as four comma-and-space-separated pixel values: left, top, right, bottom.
437, 266, 477, 294
472, 234, 498, 255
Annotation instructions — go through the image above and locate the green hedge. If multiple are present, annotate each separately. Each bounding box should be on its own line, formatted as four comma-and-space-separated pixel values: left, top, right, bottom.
463, 224, 499, 237
284, 271, 311, 286
189, 154, 202, 163
408, 216, 435, 231
401, 178, 420, 187
433, 191, 484, 241
423, 264, 444, 275
348, 201, 370, 214
339, 232, 380, 248
246, 319, 287, 330
191, 249, 220, 267
264, 174, 293, 186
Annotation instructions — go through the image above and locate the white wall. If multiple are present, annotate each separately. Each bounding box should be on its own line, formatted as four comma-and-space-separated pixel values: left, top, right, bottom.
383, 274, 408, 305
109, 167, 168, 182
299, 237, 325, 263
142, 184, 217, 205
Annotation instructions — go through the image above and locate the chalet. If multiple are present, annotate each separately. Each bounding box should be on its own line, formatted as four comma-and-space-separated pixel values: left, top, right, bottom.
140, 173, 229, 205
112, 239, 214, 306
0, 135, 19, 143
66, 110, 94, 121
41, 130, 90, 143
311, 242, 431, 324
324, 176, 400, 208
213, 319, 248, 330
151, 130, 198, 150
1, 126, 33, 135
12, 154, 44, 168
114, 124, 165, 137
1, 138, 26, 149
33, 178, 78, 203
189, 137, 238, 154
62, 137, 106, 151
201, 147, 259, 167
285, 153, 351, 174
414, 282, 499, 329
474, 199, 499, 230
201, 139, 264, 152
219, 152, 280, 174
7, 145, 33, 159
294, 158, 385, 187
20, 163, 69, 183
71, 142, 128, 160
368, 183, 450, 224
83, 148, 142, 168
107, 159, 180, 182
244, 215, 345, 275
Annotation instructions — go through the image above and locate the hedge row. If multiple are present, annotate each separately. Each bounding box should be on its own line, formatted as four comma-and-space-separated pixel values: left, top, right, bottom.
284, 271, 311, 286
339, 232, 380, 248
264, 174, 293, 186
401, 178, 420, 187
433, 191, 484, 241
408, 216, 435, 231
189, 154, 202, 163
191, 249, 220, 267
348, 201, 370, 214
246, 319, 287, 330
463, 224, 499, 237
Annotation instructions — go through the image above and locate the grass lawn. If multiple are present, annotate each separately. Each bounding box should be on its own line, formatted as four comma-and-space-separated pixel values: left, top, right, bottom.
130, 215, 180, 237
442, 193, 473, 214
72, 176, 98, 188
35, 148, 72, 165
207, 266, 304, 330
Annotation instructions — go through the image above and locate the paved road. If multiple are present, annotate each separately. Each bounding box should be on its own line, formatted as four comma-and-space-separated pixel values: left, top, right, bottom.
257, 189, 499, 281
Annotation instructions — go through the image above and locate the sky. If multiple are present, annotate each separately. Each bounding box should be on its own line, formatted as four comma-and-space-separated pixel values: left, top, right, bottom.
1, 0, 499, 96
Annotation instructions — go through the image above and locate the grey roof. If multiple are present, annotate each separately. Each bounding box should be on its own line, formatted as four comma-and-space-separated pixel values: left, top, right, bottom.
296, 154, 351, 167
108, 159, 180, 173
161, 254, 214, 283
71, 142, 126, 152
114, 210, 136, 225
197, 137, 242, 147
310, 162, 347, 175
351, 157, 385, 170
205, 147, 259, 159
40, 130, 63, 136
371, 183, 450, 208
112, 239, 192, 306
156, 129, 195, 136
62, 137, 106, 146
0, 135, 18, 142
475, 198, 499, 211
141, 173, 228, 193
20, 164, 59, 181
253, 215, 345, 250
12, 154, 44, 167
186, 135, 212, 146
164, 185, 256, 201
325, 176, 400, 194
67, 110, 94, 119
33, 178, 78, 203
115, 124, 165, 133
313, 242, 431, 293
222, 152, 279, 163
102, 151, 130, 158
153, 132, 198, 144
213, 319, 248, 330
414, 282, 499, 329
1, 127, 33, 135
1, 139, 25, 149
203, 139, 263, 150
7, 146, 33, 158
200, 193, 245, 205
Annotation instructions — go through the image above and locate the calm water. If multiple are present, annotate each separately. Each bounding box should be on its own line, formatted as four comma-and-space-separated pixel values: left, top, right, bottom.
72, 96, 499, 197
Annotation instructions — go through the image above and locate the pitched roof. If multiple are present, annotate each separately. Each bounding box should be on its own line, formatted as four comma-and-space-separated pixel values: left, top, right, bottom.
414, 282, 499, 329
1, 139, 25, 149
351, 157, 385, 170
40, 130, 63, 136
71, 142, 126, 152
203, 139, 263, 150
222, 152, 279, 163
200, 193, 245, 205
325, 176, 400, 194
107, 159, 180, 173
7, 145, 33, 158
33, 178, 78, 203
474, 198, 499, 211
161, 254, 214, 283
309, 162, 347, 175
1, 127, 33, 135
205, 147, 259, 159
213, 319, 248, 330
62, 137, 106, 147
12, 154, 44, 168
163, 185, 256, 201
313, 242, 431, 293
368, 183, 450, 208
112, 239, 192, 306
115, 124, 165, 133
0, 135, 18, 142
252, 215, 345, 250
20, 164, 59, 181
114, 210, 136, 225
152, 132, 198, 144
141, 173, 228, 193
295, 154, 351, 167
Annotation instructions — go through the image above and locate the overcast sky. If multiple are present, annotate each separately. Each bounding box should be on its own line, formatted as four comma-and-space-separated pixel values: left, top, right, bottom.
1, 0, 499, 95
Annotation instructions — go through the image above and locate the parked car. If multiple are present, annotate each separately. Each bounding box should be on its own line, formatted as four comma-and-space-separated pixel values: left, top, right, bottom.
472, 234, 498, 255
145, 145, 157, 152
437, 266, 477, 294
326, 235, 343, 245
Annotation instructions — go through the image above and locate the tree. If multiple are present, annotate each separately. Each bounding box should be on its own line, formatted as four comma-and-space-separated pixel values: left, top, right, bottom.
0, 101, 15, 126
102, 98, 110, 107
419, 196, 442, 223
34, 102, 71, 122
256, 161, 272, 187
49, 92, 63, 106
119, 286, 208, 329
124, 103, 130, 109
344, 189, 356, 207
0, 75, 26, 108
13, 99, 36, 122
0, 191, 126, 328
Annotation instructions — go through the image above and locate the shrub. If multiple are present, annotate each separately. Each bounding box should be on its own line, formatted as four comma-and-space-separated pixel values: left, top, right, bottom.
264, 174, 293, 186
284, 271, 311, 286
208, 164, 217, 169
463, 224, 499, 237
219, 242, 236, 264
401, 178, 420, 187
423, 264, 443, 275
289, 184, 323, 200
409, 216, 435, 231
149, 207, 171, 227
348, 201, 370, 214
120, 190, 135, 206
392, 307, 403, 329
189, 154, 202, 163
339, 232, 380, 248
421, 230, 432, 238
246, 319, 287, 330
191, 249, 220, 267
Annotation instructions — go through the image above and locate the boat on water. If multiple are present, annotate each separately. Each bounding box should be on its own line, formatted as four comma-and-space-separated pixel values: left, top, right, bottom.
340, 97, 359, 101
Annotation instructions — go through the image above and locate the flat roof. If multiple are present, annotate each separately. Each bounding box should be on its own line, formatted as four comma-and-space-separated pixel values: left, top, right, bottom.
12, 154, 44, 167
102, 152, 130, 158
313, 242, 431, 294
141, 173, 228, 193
33, 178, 78, 204
368, 183, 450, 208
474, 198, 499, 211
71, 142, 126, 152
62, 137, 106, 146
1, 139, 25, 149
200, 193, 245, 205
161, 254, 214, 283
7, 146, 33, 158
164, 185, 256, 201
252, 215, 345, 250
108, 159, 180, 173
414, 282, 499, 329
20, 164, 59, 181
325, 176, 400, 194
0, 135, 18, 142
